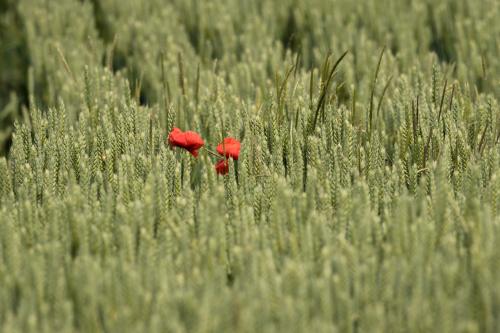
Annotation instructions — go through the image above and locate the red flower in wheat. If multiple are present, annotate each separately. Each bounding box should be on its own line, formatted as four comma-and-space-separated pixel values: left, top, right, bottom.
216, 138, 241, 160
168, 127, 204, 157
215, 159, 229, 175
214, 137, 241, 175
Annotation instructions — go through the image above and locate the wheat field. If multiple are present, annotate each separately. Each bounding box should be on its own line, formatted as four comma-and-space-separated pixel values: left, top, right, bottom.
0, 0, 499, 332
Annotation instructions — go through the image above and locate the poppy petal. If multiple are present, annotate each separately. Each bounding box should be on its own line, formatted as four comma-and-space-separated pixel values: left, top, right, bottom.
216, 137, 241, 160
168, 127, 204, 157
215, 159, 229, 175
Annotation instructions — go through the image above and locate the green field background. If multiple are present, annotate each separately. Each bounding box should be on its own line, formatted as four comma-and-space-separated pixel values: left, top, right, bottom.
0, 0, 499, 332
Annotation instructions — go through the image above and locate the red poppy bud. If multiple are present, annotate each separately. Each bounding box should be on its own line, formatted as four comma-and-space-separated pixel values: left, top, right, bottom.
215, 159, 229, 175
216, 137, 241, 160
168, 127, 204, 157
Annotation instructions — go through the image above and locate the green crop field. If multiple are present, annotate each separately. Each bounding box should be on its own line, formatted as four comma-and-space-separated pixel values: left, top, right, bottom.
0, 0, 499, 332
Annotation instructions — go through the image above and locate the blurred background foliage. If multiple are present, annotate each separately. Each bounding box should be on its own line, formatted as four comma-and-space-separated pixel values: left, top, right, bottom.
1, 0, 499, 154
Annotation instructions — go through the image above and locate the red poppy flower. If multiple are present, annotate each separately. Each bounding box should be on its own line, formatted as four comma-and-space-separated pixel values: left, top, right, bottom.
215, 159, 229, 175
168, 127, 204, 157
216, 138, 241, 160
